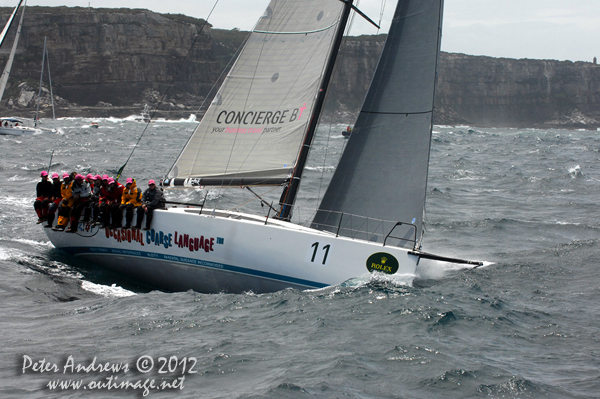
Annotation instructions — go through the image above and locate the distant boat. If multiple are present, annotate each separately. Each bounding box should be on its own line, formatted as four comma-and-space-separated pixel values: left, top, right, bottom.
33, 36, 56, 126
134, 104, 151, 123
0, 117, 42, 135
0, 2, 55, 136
90, 122, 99, 128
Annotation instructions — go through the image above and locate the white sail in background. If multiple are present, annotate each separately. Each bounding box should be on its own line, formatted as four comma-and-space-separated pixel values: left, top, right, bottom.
0, 0, 25, 101
167, 0, 345, 187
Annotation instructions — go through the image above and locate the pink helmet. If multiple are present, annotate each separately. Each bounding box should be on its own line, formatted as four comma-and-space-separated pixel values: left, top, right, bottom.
102, 174, 109, 180
125, 177, 133, 184
51, 173, 59, 179
40, 171, 48, 177
148, 179, 155, 185
62, 172, 70, 179
86, 173, 93, 179
75, 174, 84, 180
107, 178, 115, 184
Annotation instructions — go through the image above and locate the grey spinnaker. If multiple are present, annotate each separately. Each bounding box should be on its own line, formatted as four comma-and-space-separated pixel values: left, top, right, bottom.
312, 0, 444, 248
167, 0, 345, 187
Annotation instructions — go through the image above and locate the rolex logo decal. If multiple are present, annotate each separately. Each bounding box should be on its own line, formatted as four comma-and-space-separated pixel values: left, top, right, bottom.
366, 253, 399, 275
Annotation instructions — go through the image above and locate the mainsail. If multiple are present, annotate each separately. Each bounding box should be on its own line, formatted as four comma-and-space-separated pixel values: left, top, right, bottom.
312, 0, 444, 248
166, 0, 346, 187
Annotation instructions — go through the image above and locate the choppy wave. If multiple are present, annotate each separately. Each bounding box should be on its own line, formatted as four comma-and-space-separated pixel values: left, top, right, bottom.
80, 281, 136, 297
0, 122, 598, 398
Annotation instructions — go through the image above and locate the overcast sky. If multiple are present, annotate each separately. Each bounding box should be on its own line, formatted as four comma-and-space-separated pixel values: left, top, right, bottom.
14, 0, 600, 62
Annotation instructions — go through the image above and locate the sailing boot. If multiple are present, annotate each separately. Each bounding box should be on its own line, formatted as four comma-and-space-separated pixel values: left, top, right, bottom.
55, 213, 69, 231
52, 223, 66, 232
35, 206, 45, 223
66, 218, 78, 233
82, 206, 92, 222
124, 210, 133, 229
45, 213, 55, 228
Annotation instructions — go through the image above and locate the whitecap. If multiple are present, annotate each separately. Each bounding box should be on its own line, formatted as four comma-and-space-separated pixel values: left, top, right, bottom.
80, 281, 136, 298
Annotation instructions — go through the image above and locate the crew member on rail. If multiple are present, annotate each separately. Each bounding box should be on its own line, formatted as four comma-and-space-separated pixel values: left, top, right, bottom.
66, 174, 92, 233
135, 180, 165, 231
99, 178, 124, 229
53, 173, 74, 231
120, 177, 142, 229
93, 175, 110, 227
34, 171, 53, 223
45, 173, 62, 228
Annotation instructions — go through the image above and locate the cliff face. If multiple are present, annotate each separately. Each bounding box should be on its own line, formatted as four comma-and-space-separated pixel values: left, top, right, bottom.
436, 53, 600, 128
329, 37, 600, 128
0, 7, 599, 128
0, 7, 216, 110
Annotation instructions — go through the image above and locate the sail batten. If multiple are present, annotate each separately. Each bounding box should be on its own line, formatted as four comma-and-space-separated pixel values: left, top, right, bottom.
166, 0, 345, 187
312, 0, 444, 248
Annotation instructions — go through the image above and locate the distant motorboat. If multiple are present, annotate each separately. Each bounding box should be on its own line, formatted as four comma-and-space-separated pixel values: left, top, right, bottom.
90, 122, 99, 128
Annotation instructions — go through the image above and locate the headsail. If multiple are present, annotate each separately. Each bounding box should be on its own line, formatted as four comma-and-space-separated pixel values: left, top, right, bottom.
166, 0, 346, 188
312, 0, 444, 248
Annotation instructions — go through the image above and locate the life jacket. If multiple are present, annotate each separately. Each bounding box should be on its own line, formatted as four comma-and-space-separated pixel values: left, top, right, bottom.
121, 181, 142, 207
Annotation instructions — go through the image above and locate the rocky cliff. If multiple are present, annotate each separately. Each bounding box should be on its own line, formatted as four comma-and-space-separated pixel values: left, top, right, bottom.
0, 6, 598, 128
0, 6, 217, 118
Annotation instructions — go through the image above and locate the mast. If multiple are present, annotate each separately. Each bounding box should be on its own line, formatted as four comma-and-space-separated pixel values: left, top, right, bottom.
276, 0, 354, 221
45, 47, 55, 120
0, 1, 25, 102
34, 36, 46, 127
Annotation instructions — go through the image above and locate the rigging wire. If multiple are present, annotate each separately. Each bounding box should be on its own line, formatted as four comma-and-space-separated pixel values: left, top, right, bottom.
378, 0, 387, 33
116, 0, 221, 180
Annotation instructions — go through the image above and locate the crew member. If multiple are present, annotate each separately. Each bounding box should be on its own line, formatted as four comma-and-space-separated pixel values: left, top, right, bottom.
34, 171, 53, 223
120, 177, 142, 229
99, 178, 124, 228
53, 173, 74, 231
135, 180, 165, 230
66, 174, 92, 233
93, 175, 110, 226
45, 173, 62, 228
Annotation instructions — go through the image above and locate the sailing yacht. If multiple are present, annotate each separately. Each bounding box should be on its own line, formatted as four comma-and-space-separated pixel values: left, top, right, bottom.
0, 1, 56, 136
44, 0, 480, 293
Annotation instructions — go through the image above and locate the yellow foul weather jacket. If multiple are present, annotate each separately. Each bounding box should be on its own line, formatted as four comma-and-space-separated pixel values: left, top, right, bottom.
121, 181, 142, 207
60, 181, 75, 208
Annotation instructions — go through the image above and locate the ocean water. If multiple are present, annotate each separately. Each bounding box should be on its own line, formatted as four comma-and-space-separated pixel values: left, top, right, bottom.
0, 118, 599, 398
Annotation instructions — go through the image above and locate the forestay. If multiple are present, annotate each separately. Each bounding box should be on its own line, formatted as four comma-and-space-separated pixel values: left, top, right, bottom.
166, 0, 345, 187
312, 0, 444, 248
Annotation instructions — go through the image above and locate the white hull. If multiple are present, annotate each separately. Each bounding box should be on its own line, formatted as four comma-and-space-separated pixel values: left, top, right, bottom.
0, 126, 55, 135
43, 208, 418, 293
0, 126, 40, 135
